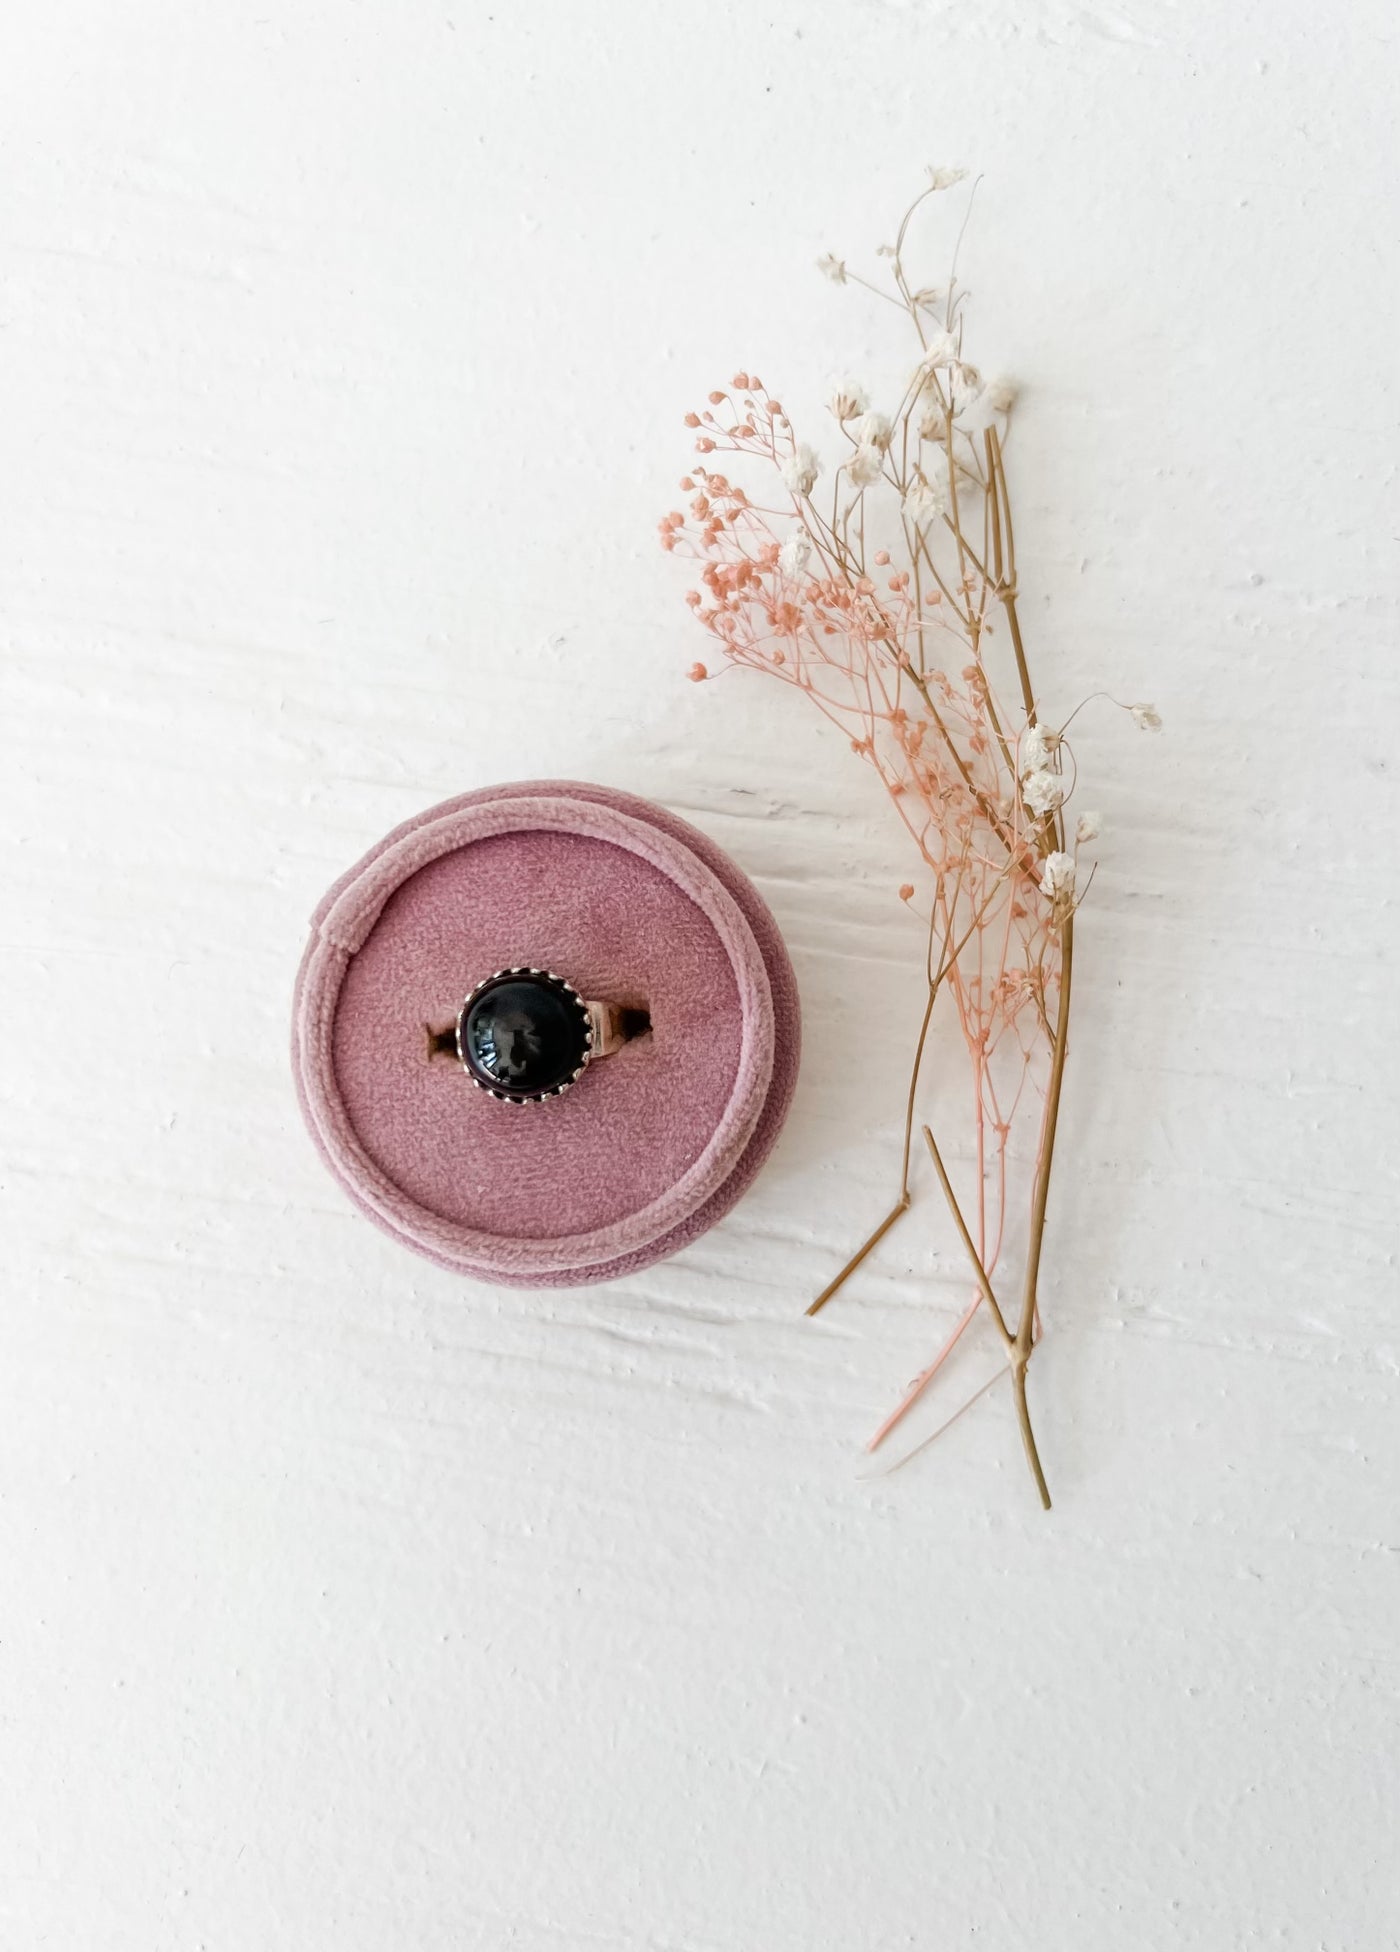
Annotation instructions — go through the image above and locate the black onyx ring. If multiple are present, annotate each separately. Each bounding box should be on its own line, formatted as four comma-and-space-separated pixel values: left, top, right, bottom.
436, 967, 648, 1105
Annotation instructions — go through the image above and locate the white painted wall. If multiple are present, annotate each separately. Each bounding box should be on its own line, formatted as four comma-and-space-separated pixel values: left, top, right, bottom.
2, 4, 1397, 1947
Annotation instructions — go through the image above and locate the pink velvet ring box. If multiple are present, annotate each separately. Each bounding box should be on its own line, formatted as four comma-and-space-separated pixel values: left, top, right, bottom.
291, 781, 800, 1285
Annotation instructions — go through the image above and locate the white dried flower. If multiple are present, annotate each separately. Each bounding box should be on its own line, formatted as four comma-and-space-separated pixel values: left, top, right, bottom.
817, 253, 847, 284
913, 332, 960, 380
781, 444, 822, 496
847, 444, 884, 489
827, 381, 869, 422
984, 374, 1019, 413
902, 474, 946, 528
950, 364, 983, 411
1022, 768, 1064, 817
1131, 703, 1163, 731
849, 410, 893, 450
1021, 723, 1056, 773
1075, 811, 1102, 844
1040, 852, 1076, 901
927, 166, 969, 191
778, 531, 811, 576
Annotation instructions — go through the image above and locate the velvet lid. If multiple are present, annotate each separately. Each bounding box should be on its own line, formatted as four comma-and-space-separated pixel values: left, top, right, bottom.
291, 781, 801, 1284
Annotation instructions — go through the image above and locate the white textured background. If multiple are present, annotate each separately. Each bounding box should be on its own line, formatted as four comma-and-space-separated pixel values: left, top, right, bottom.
3, 4, 1398, 1948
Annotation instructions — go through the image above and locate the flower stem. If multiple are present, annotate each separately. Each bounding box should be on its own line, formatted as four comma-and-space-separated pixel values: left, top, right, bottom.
921, 1125, 1011, 1344
1012, 1360, 1052, 1511
924, 1123, 1052, 1509
1018, 911, 1075, 1361
806, 868, 1015, 1318
806, 1196, 910, 1317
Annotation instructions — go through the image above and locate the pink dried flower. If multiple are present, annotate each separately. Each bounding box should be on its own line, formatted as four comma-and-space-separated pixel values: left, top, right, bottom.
658, 176, 1141, 1510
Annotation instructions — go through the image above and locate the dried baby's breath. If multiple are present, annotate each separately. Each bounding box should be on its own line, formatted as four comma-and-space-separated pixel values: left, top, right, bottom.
660, 181, 1149, 1506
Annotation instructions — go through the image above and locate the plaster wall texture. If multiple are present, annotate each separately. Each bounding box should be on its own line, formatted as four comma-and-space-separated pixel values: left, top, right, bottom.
2, 4, 1397, 1948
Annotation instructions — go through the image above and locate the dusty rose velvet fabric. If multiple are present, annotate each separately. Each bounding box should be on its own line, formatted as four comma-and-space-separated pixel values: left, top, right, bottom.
291, 782, 800, 1285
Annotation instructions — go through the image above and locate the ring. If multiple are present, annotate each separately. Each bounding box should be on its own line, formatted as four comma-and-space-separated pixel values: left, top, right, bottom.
435, 967, 648, 1105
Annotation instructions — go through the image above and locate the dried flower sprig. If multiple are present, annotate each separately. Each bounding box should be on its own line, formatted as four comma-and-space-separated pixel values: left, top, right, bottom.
660, 176, 1159, 1506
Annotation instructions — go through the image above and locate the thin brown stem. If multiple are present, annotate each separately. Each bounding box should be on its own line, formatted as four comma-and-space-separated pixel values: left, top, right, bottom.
920, 1126, 1012, 1346
1017, 911, 1075, 1357
1012, 1366, 1053, 1510
986, 428, 1038, 723
900, 979, 939, 1195
806, 1197, 911, 1317
804, 862, 1008, 1316
986, 430, 1004, 580
923, 1125, 1051, 1506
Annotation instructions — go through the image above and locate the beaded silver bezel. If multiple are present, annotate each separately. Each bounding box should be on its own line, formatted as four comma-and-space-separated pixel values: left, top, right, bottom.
454, 966, 593, 1106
